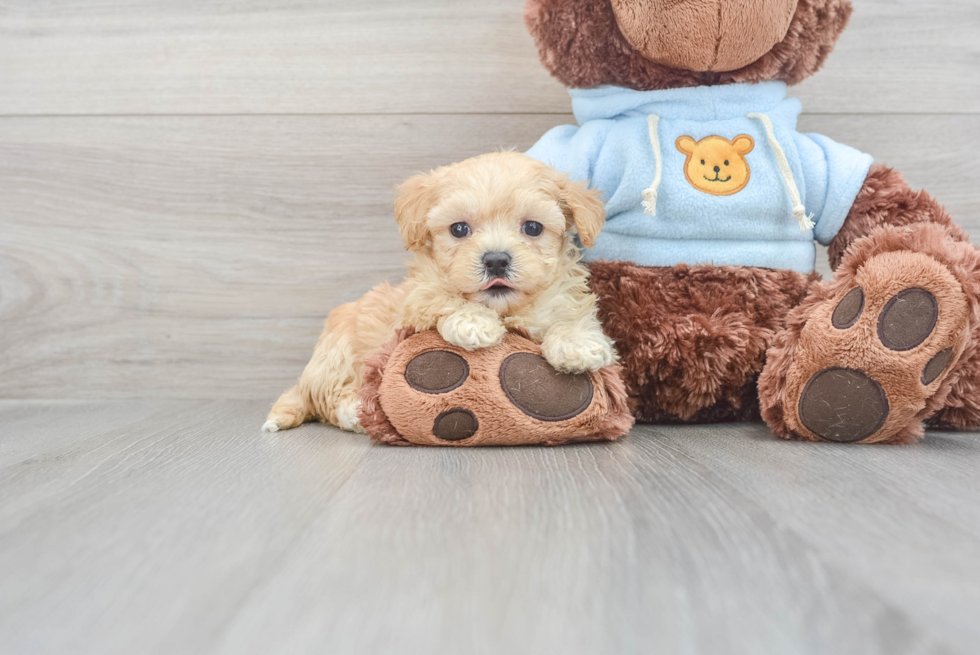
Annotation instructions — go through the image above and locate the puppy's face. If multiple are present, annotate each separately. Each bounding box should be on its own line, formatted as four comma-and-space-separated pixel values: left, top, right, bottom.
394, 152, 605, 313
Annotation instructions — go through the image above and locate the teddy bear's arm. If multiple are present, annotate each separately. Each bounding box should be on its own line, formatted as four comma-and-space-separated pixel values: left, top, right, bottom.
827, 164, 972, 271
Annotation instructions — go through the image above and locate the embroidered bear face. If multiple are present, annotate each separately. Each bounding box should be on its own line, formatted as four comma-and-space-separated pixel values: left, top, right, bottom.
676, 135, 755, 196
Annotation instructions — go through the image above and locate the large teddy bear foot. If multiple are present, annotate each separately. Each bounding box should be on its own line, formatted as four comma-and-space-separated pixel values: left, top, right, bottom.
356, 328, 633, 447
761, 226, 979, 444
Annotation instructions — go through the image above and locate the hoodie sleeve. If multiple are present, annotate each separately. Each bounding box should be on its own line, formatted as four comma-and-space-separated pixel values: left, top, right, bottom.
793, 132, 875, 245
526, 120, 614, 189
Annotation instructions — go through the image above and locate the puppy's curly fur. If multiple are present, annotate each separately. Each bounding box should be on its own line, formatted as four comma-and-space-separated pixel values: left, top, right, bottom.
264, 152, 614, 433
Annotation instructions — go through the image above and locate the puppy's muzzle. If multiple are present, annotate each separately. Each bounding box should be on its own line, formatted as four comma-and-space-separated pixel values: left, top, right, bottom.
482, 251, 512, 278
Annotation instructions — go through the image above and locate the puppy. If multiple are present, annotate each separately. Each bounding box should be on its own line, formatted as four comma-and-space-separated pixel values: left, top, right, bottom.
264, 151, 616, 433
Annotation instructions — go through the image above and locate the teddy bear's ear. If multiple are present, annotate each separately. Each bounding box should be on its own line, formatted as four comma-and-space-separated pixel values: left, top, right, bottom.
556, 176, 606, 249
732, 135, 755, 155
675, 135, 697, 155
393, 167, 448, 251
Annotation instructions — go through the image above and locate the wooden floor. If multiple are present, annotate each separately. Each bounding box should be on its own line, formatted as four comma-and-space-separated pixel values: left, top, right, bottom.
2, 401, 979, 654
2, 1, 980, 653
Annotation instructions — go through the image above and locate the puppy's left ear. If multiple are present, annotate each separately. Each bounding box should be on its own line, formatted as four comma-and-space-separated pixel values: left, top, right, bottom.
557, 176, 605, 249
394, 167, 447, 251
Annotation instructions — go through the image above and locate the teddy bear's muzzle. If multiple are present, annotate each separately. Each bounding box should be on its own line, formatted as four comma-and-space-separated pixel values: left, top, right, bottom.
610, 0, 799, 72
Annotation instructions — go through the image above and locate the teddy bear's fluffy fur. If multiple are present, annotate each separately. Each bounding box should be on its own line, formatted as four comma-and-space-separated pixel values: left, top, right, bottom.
588, 260, 817, 424
524, 0, 853, 90
264, 152, 615, 433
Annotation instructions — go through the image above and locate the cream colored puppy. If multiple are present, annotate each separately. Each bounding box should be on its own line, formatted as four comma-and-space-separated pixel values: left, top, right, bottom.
264, 151, 616, 433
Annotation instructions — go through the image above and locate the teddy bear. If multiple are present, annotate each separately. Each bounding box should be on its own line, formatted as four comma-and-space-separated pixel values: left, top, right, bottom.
358, 0, 979, 447
519, 0, 980, 444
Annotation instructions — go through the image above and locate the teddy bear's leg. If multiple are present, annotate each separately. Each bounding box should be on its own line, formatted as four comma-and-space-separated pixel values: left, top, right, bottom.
358, 330, 633, 446
588, 261, 817, 423
759, 166, 980, 443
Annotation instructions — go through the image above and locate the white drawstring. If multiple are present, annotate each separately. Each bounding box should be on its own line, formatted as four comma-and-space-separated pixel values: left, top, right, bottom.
641, 114, 662, 217
748, 112, 815, 232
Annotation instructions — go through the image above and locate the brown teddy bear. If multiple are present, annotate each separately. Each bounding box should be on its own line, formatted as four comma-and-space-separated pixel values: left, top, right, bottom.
359, 0, 979, 447
522, 0, 980, 444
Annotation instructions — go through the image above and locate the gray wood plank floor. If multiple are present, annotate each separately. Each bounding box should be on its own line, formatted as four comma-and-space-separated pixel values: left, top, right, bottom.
1, 400, 978, 655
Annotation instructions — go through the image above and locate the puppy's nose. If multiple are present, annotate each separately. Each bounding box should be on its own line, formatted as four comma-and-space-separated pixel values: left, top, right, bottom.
713, 165, 721, 173
482, 251, 511, 278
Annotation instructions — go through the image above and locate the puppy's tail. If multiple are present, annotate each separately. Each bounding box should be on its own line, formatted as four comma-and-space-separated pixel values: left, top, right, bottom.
263, 384, 310, 432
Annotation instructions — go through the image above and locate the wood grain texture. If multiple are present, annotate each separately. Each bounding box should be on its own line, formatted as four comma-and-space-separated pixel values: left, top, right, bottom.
649, 422, 980, 653
0, 400, 977, 654
0, 400, 377, 655
0, 0, 977, 116
1, 113, 977, 398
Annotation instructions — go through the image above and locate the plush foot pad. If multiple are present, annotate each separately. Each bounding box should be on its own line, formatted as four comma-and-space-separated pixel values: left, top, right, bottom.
784, 251, 969, 443
357, 329, 633, 447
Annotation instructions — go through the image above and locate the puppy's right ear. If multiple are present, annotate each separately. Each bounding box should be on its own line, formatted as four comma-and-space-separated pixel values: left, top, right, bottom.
394, 168, 446, 251
557, 176, 606, 249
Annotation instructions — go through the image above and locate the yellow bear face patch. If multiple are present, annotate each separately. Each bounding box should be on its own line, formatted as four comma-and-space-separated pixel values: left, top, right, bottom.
675, 134, 755, 196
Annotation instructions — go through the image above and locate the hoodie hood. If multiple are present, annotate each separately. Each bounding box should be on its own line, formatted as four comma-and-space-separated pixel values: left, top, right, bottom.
569, 82, 792, 124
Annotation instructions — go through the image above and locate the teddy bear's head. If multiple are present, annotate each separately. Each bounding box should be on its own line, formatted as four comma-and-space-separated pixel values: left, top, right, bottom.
524, 0, 853, 90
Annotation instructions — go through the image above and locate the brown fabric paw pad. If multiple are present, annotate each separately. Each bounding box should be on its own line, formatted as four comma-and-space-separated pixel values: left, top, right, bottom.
781, 251, 970, 444
357, 329, 634, 447
499, 353, 594, 421
798, 367, 889, 443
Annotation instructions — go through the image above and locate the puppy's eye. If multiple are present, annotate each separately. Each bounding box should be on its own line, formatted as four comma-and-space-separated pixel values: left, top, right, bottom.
700, 159, 705, 165
522, 220, 543, 237
450, 222, 470, 238
724, 160, 730, 166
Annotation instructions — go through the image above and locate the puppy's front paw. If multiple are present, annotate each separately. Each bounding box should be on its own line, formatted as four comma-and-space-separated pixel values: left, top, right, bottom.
542, 331, 615, 373
439, 307, 506, 351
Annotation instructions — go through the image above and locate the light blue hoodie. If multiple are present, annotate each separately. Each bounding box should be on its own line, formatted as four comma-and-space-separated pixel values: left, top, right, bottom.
526, 82, 874, 273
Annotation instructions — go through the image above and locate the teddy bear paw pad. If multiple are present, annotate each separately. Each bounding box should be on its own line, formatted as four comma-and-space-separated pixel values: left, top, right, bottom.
405, 350, 469, 393
876, 288, 938, 351
798, 367, 888, 443
786, 251, 969, 444
500, 353, 594, 421
830, 286, 864, 328
360, 330, 632, 446
432, 408, 479, 441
